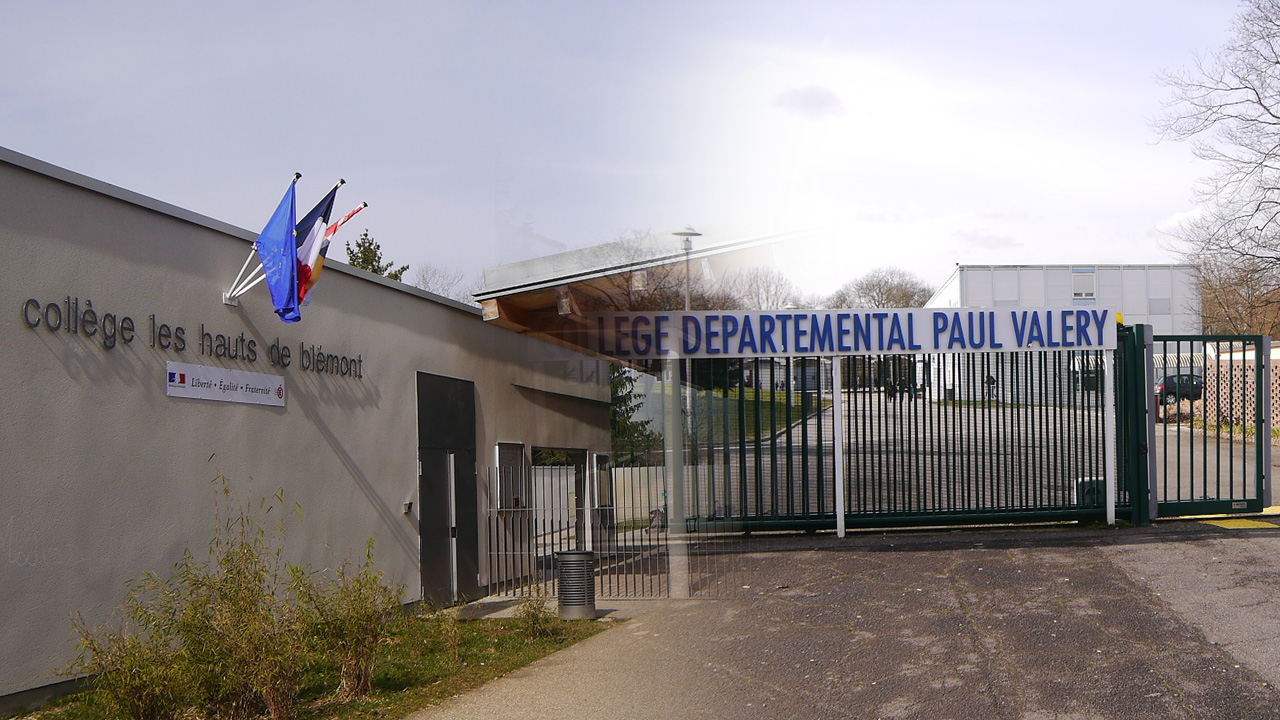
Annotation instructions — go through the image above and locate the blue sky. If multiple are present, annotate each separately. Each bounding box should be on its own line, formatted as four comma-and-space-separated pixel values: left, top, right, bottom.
0, 1, 1243, 295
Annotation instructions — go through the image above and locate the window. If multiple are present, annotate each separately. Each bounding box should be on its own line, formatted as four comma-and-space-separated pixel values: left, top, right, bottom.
495, 443, 528, 509
1072, 271, 1096, 299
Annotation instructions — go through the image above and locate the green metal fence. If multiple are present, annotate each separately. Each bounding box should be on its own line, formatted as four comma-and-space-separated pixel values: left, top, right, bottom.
676, 328, 1270, 533
484, 327, 1272, 603
681, 349, 1113, 531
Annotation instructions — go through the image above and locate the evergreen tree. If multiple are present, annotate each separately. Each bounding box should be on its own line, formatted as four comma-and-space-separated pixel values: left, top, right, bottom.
610, 365, 660, 465
345, 230, 408, 281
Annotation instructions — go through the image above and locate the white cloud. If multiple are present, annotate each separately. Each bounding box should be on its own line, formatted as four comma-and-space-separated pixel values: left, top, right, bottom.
771, 85, 848, 119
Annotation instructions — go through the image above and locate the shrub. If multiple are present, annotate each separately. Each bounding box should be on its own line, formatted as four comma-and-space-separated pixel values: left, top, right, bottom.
68, 481, 387, 720
68, 612, 189, 720
295, 541, 403, 700
171, 490, 309, 720
437, 608, 461, 664
513, 587, 556, 641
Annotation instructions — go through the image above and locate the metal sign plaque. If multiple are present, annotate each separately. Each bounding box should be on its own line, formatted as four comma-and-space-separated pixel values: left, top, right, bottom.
165, 361, 285, 407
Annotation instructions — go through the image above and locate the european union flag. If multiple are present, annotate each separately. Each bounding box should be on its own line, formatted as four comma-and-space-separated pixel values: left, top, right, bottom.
254, 179, 300, 322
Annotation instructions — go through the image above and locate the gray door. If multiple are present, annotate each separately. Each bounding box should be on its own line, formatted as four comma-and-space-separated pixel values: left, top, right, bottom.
417, 372, 479, 605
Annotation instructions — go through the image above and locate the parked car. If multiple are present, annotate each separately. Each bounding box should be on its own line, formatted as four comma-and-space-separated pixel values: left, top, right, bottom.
1154, 373, 1203, 403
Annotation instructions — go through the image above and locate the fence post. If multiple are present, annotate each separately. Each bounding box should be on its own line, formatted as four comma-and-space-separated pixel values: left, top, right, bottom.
1260, 336, 1272, 509
663, 353, 690, 599
1140, 325, 1156, 526
832, 357, 846, 538
1105, 346, 1117, 526
584, 453, 595, 552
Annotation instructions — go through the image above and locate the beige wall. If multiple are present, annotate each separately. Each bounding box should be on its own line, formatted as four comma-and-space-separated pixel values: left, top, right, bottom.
0, 149, 609, 697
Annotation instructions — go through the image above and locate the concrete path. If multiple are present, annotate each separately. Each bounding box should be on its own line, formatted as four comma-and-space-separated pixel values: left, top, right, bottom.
408, 520, 1280, 720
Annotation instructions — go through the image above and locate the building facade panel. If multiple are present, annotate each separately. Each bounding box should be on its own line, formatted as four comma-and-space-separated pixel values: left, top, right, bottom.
0, 149, 609, 698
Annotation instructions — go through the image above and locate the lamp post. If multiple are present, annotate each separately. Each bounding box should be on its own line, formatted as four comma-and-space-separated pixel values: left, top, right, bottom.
670, 224, 701, 445
667, 226, 700, 600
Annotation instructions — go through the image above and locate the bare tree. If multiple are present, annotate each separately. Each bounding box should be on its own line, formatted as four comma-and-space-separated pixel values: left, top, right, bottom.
729, 266, 799, 310
412, 263, 464, 296
1158, 0, 1280, 268
581, 231, 742, 313
413, 262, 487, 306
1193, 249, 1280, 334
826, 267, 934, 308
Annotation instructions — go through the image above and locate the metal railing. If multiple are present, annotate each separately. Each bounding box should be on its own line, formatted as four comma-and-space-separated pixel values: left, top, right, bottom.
483, 461, 748, 599
482, 463, 672, 599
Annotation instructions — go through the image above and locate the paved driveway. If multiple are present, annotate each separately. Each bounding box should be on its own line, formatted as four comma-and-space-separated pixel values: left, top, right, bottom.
411, 520, 1280, 720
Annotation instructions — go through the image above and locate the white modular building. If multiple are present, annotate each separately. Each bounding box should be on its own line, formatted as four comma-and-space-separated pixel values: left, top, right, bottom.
928, 264, 1201, 335
922, 264, 1201, 402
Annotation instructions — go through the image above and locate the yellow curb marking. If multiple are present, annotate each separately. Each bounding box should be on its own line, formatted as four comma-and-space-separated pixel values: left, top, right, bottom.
1201, 518, 1277, 529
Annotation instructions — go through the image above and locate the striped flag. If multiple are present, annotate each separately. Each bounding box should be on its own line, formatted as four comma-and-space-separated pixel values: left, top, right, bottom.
295, 182, 341, 303
300, 202, 366, 305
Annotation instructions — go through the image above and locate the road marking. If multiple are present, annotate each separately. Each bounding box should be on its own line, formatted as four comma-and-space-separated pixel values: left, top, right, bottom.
1201, 519, 1277, 529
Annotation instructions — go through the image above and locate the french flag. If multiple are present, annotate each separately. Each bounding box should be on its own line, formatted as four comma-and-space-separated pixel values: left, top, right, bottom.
296, 182, 341, 304
168, 372, 185, 385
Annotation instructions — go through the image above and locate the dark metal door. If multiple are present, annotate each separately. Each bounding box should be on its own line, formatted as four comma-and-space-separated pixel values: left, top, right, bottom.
417, 372, 479, 606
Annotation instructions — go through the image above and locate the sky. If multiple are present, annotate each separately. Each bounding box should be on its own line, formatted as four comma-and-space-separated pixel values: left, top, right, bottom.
0, 1, 1245, 298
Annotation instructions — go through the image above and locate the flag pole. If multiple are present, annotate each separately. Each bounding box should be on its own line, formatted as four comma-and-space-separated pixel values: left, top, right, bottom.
223, 173, 301, 306
225, 249, 259, 303
233, 272, 270, 297
326, 201, 367, 239
230, 265, 266, 298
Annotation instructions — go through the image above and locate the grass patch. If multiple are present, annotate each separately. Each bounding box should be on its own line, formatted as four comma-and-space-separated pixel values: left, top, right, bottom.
1189, 416, 1280, 441
614, 517, 652, 533
930, 399, 1025, 408
690, 387, 831, 442
11, 608, 611, 720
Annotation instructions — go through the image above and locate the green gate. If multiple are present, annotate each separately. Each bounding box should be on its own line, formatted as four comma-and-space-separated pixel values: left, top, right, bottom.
674, 325, 1270, 532
681, 349, 1116, 532
1148, 333, 1271, 517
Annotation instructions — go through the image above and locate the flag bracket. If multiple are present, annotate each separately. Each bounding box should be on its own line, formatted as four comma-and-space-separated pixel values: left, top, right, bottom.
223, 173, 301, 307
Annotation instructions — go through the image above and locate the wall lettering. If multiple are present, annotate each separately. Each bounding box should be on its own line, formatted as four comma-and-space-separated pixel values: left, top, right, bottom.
22, 294, 364, 379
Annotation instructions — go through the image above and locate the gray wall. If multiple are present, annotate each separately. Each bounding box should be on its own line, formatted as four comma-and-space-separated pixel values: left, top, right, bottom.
0, 148, 609, 697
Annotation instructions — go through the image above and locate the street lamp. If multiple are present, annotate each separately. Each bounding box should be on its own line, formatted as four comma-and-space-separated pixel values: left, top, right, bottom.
673, 226, 701, 312
671, 225, 702, 460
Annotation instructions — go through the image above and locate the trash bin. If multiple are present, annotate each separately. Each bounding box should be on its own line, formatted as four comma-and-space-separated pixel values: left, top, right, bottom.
554, 550, 596, 620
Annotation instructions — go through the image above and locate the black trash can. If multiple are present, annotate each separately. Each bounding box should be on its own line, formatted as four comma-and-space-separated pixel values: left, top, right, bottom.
554, 550, 596, 620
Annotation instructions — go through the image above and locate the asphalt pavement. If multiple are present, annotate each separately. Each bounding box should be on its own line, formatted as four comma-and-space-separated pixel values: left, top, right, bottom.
406, 518, 1280, 720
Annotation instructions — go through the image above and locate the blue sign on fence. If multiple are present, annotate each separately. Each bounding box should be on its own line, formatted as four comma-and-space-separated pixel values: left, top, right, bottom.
588, 308, 1115, 360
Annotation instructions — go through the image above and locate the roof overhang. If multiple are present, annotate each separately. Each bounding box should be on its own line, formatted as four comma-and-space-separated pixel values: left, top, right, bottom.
476, 227, 803, 364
